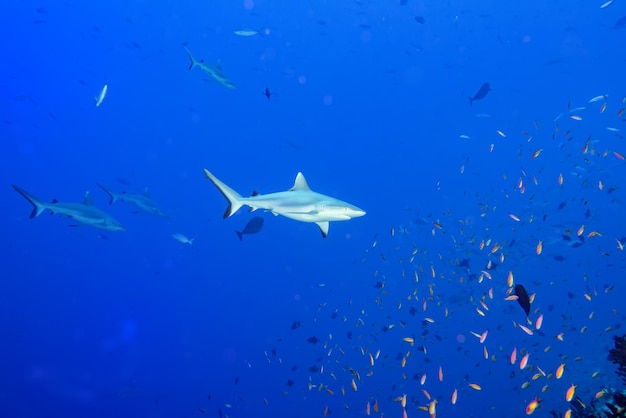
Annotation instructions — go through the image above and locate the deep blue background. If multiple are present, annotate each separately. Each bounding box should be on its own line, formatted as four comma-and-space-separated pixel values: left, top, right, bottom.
1, 0, 625, 417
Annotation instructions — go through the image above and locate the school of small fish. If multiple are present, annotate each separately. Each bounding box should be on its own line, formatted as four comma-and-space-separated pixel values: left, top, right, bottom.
242, 94, 626, 418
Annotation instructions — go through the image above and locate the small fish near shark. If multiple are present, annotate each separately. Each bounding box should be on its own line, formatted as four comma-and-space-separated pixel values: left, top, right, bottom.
97, 183, 167, 217
203, 169, 366, 237
183, 46, 235, 89
12, 185, 125, 231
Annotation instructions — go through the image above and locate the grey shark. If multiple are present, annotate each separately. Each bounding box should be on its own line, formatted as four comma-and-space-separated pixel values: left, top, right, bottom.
97, 184, 167, 217
12, 185, 124, 231
183, 46, 235, 89
203, 169, 365, 237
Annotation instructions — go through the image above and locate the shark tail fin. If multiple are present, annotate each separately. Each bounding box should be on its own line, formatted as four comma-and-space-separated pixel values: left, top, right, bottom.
203, 169, 244, 218
183, 46, 198, 70
235, 230, 243, 241
97, 183, 118, 204
12, 185, 46, 218
468, 97, 473, 106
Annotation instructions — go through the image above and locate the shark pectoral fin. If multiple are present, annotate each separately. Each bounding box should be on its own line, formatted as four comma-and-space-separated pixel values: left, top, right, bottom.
316, 221, 329, 238
271, 211, 279, 216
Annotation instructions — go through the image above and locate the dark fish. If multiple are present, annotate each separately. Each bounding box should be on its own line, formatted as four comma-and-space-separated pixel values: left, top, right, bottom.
614, 16, 626, 29
290, 320, 300, 330
235, 216, 264, 241
262, 87, 275, 99
469, 82, 491, 106
306, 336, 320, 344
286, 379, 294, 387
400, 0, 408, 5
458, 258, 470, 268
514, 284, 530, 317
414, 16, 425, 24
558, 201, 567, 210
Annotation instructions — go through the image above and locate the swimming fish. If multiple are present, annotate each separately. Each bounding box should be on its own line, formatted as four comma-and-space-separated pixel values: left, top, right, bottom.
95, 84, 108, 107
469, 82, 491, 106
236, 216, 264, 241
515, 284, 531, 316
172, 233, 194, 247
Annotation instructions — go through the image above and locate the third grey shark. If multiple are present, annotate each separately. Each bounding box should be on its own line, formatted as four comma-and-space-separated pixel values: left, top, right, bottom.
203, 169, 365, 237
97, 184, 167, 217
12, 185, 124, 231
183, 46, 235, 89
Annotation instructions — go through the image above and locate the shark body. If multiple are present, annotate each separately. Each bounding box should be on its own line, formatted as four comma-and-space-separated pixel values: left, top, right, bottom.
97, 184, 167, 217
203, 169, 365, 237
183, 46, 235, 89
12, 185, 124, 231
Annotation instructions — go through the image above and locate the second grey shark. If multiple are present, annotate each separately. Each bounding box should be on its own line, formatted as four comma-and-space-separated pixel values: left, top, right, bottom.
203, 169, 365, 237
183, 46, 235, 89
97, 184, 167, 217
12, 185, 124, 231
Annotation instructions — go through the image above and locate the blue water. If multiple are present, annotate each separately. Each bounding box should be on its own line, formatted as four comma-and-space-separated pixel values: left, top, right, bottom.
2, 0, 626, 417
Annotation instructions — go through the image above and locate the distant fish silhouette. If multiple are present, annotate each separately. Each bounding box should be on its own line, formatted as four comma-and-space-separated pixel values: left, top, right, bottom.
514, 284, 531, 317
613, 16, 626, 29
469, 82, 491, 106
236, 216, 264, 241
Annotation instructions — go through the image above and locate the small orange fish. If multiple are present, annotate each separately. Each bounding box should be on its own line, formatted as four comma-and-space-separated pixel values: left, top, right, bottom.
451, 388, 458, 405
323, 405, 329, 417
536, 240, 543, 255
520, 353, 529, 369
556, 363, 565, 379
532, 149, 543, 159
564, 409, 572, 418
402, 393, 408, 407
438, 366, 443, 382
366, 401, 370, 416
535, 314, 544, 330
526, 396, 540, 415
421, 389, 431, 401
565, 384, 576, 402
480, 330, 489, 344
558, 173, 564, 185
468, 383, 481, 391
373, 400, 379, 413
510, 347, 517, 365
428, 399, 437, 415
614, 151, 625, 160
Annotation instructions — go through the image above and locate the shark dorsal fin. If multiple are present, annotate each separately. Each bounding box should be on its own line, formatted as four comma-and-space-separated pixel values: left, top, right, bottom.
290, 172, 310, 191
143, 188, 150, 197
83, 191, 94, 206
51, 199, 58, 204
251, 190, 259, 196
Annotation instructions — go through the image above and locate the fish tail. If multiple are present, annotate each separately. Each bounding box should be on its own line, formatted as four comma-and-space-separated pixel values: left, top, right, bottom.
468, 97, 473, 106
183, 46, 198, 70
97, 183, 118, 204
203, 169, 244, 218
12, 185, 46, 218
235, 230, 243, 241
